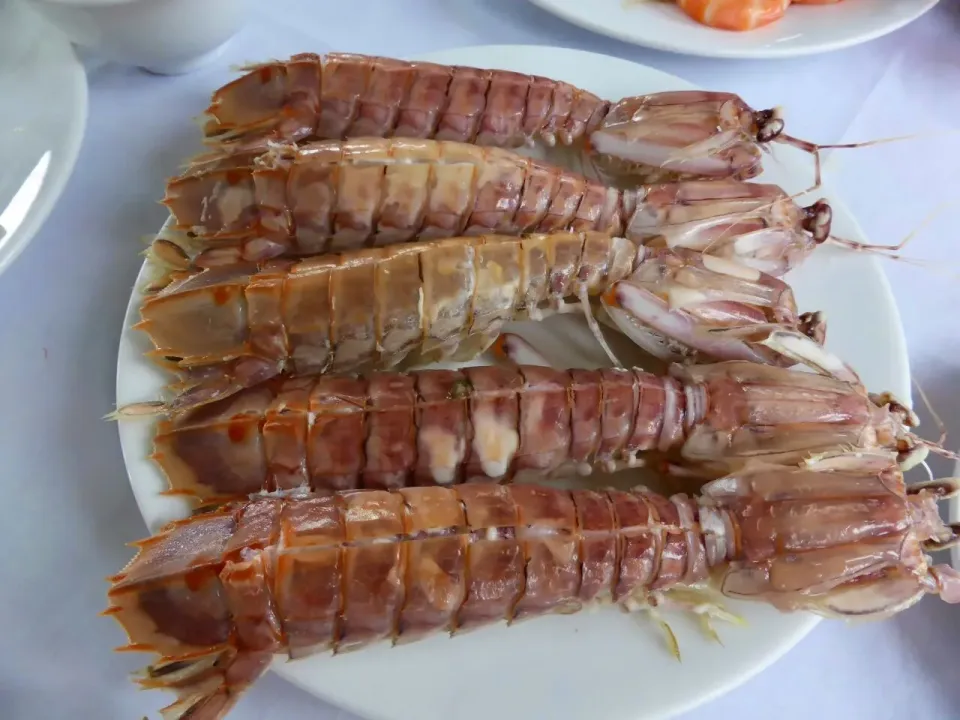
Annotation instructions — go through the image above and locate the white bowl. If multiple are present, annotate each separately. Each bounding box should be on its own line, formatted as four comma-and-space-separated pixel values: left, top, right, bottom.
21, 0, 250, 75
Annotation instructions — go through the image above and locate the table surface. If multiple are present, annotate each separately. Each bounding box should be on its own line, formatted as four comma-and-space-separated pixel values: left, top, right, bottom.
4, 1, 960, 719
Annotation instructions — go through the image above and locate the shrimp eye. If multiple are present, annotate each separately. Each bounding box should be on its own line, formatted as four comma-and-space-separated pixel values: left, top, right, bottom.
754, 109, 785, 143
801, 200, 832, 244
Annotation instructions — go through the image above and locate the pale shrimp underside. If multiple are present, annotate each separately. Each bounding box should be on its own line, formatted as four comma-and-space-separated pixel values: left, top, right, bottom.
134, 231, 840, 412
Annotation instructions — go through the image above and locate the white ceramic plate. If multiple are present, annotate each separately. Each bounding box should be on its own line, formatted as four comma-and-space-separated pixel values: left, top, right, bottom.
0, 0, 88, 278
528, 0, 940, 59
116, 46, 910, 720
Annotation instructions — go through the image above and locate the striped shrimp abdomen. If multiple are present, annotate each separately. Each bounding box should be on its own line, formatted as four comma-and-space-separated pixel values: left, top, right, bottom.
163, 139, 629, 264
202, 52, 610, 151
151, 366, 685, 500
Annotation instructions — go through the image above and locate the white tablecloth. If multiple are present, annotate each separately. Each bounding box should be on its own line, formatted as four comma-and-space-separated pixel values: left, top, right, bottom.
4, 1, 960, 718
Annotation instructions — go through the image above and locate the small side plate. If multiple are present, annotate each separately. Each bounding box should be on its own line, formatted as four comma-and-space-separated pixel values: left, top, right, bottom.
527, 0, 941, 60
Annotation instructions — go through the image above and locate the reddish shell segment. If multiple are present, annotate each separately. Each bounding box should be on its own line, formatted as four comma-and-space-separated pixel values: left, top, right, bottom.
153, 365, 681, 499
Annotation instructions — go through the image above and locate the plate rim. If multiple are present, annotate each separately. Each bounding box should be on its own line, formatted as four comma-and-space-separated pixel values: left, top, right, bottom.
114, 43, 913, 720
0, 2, 89, 278
526, 0, 942, 60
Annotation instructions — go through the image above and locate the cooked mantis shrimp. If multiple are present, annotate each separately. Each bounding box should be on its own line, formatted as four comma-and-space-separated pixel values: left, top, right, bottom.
105, 450, 960, 720
161, 137, 831, 277
132, 360, 929, 501
135, 231, 837, 410
198, 51, 840, 184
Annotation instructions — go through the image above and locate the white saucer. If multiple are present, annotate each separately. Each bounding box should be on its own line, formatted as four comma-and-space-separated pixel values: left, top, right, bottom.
0, 0, 88, 278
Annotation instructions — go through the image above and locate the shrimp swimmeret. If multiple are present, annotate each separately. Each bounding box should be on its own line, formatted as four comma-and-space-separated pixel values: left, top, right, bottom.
675, 0, 791, 31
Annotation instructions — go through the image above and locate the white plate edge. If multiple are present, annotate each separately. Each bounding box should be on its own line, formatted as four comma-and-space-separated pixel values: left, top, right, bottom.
525, 0, 942, 60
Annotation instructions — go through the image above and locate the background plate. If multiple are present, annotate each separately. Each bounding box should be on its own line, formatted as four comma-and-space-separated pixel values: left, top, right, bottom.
527, 0, 940, 59
116, 45, 911, 720
0, 0, 88, 278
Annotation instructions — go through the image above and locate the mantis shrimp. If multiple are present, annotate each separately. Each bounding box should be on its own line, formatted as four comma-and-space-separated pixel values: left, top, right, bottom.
105, 450, 960, 720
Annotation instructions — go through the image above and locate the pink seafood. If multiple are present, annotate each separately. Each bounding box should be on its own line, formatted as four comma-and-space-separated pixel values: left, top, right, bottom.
161, 138, 830, 276
198, 52, 830, 184
106, 451, 960, 720
135, 232, 835, 410
674, 0, 845, 32
676, 0, 790, 31
142, 361, 928, 502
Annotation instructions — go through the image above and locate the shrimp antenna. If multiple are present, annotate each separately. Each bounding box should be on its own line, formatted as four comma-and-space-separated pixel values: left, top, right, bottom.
825, 198, 960, 276
910, 375, 960, 463
754, 143, 958, 275
913, 376, 950, 450
773, 128, 960, 196
779, 130, 959, 155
